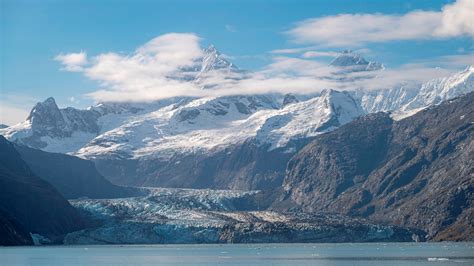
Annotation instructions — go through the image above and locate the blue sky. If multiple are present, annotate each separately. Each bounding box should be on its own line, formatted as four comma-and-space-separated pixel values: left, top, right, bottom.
1, 0, 473, 124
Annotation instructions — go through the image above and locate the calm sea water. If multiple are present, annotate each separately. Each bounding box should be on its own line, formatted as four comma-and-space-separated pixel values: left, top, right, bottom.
1, 242, 473, 266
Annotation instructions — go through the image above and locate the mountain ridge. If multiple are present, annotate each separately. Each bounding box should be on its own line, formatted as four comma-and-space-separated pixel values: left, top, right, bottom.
1, 48, 472, 192
276, 92, 474, 241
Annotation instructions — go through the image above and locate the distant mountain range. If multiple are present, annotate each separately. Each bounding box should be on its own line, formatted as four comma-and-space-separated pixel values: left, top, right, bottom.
2, 48, 472, 189
0, 47, 472, 243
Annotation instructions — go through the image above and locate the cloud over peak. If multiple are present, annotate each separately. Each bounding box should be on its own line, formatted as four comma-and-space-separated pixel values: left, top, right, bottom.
57, 33, 205, 102
54, 12, 472, 103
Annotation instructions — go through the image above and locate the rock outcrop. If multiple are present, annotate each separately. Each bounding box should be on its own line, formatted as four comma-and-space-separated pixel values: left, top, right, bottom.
278, 92, 474, 240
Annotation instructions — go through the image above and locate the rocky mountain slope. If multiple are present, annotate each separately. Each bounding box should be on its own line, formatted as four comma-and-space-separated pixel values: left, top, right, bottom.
277, 92, 474, 241
14, 143, 139, 199
0, 136, 85, 244
86, 89, 363, 188
0, 209, 33, 246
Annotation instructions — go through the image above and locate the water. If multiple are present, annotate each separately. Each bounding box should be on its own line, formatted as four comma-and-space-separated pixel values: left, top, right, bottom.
1, 242, 473, 265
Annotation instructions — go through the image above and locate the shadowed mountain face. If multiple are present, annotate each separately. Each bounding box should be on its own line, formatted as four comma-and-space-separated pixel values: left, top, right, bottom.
0, 209, 33, 246
94, 138, 312, 190
278, 92, 474, 241
14, 144, 140, 199
0, 136, 85, 244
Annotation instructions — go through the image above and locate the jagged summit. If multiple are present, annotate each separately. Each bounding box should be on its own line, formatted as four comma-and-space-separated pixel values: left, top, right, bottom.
42, 97, 57, 105
30, 97, 58, 112
282, 93, 299, 106
194, 45, 243, 86
200, 44, 238, 73
173, 45, 240, 82
330, 50, 384, 71
27, 97, 61, 124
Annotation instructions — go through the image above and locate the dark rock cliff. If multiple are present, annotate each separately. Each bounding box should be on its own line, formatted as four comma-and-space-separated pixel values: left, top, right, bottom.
278, 92, 474, 241
0, 136, 85, 244
14, 144, 139, 199
95, 139, 312, 191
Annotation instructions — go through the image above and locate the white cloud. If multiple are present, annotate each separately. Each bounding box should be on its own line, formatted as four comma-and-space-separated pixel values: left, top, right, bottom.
261, 56, 334, 76
435, 0, 474, 37
344, 64, 454, 90
270, 46, 319, 54
57, 33, 204, 102
302, 51, 340, 58
411, 53, 474, 68
55, 32, 472, 103
55, 51, 88, 72
287, 0, 474, 47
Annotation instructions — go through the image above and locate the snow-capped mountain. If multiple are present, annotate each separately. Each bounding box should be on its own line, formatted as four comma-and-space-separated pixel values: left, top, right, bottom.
330, 50, 384, 72
253, 89, 364, 150
354, 66, 474, 117
72, 90, 361, 160
401, 66, 474, 111
354, 85, 419, 114
1, 46, 472, 169
170, 44, 243, 84
194, 45, 245, 88
75, 95, 279, 159
197, 45, 239, 77
1, 97, 100, 152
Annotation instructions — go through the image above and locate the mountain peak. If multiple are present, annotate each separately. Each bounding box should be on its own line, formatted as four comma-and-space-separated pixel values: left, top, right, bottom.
43, 97, 58, 106
320, 88, 337, 97
28, 97, 59, 117
201, 45, 236, 71
330, 50, 383, 71
204, 44, 218, 54
27, 97, 62, 125
330, 50, 367, 67
282, 93, 299, 106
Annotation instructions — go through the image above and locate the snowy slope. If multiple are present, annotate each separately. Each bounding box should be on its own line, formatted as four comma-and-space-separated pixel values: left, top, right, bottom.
75, 95, 279, 159
1, 46, 472, 160
401, 66, 474, 111
0, 97, 186, 153
354, 66, 474, 115
74, 90, 361, 159
252, 89, 364, 150
353, 85, 419, 114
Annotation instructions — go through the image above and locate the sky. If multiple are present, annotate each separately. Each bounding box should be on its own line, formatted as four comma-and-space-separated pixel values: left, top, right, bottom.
1, 0, 473, 125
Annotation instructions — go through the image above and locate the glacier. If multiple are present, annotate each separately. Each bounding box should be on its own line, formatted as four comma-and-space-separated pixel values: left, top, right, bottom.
65, 187, 422, 244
